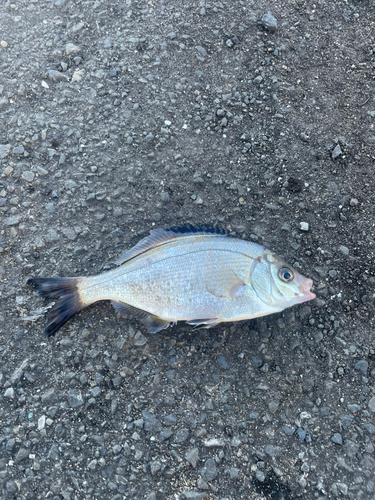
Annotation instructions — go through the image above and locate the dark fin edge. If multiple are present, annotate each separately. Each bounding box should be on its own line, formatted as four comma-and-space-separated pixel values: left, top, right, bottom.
27, 278, 82, 336
115, 224, 228, 266
165, 224, 228, 236
111, 301, 173, 334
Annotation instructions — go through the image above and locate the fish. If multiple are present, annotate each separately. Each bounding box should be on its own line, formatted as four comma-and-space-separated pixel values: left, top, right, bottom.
27, 225, 316, 336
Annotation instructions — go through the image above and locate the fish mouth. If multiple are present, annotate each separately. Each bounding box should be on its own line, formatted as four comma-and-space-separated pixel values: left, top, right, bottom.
296, 277, 316, 303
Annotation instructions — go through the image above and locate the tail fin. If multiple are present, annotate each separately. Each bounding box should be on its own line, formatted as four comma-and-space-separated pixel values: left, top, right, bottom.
27, 277, 83, 336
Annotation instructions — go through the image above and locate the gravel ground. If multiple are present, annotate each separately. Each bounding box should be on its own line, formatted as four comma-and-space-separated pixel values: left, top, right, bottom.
1, 0, 375, 499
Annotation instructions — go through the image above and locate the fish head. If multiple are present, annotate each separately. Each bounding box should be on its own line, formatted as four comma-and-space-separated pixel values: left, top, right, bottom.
250, 252, 316, 309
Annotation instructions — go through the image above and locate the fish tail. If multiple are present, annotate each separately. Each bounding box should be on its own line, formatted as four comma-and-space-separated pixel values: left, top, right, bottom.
27, 277, 84, 336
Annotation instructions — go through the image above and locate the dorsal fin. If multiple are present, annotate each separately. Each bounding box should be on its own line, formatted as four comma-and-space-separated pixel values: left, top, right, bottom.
115, 224, 228, 266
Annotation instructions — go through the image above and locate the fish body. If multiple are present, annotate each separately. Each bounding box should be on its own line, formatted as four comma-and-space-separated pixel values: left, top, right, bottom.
28, 226, 315, 336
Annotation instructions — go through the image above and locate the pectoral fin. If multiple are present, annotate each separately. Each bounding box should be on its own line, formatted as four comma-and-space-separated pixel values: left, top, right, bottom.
111, 302, 173, 333
205, 260, 246, 299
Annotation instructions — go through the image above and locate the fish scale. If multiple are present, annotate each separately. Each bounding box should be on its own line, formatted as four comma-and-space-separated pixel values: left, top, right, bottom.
27, 226, 315, 336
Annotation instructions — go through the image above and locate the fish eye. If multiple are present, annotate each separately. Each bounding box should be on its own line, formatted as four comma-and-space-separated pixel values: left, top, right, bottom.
278, 267, 294, 282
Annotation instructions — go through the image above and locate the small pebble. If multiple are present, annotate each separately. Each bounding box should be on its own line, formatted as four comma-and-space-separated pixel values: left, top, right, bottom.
21, 171, 35, 182
354, 360, 368, 375
331, 433, 343, 445
262, 12, 278, 32
332, 144, 342, 159
4, 387, 15, 399
200, 458, 217, 481
339, 245, 349, 255
299, 222, 309, 231
256, 470, 265, 482
185, 448, 199, 468
368, 396, 375, 413
217, 355, 228, 368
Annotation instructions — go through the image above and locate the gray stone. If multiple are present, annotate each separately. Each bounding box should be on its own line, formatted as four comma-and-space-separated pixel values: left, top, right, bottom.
150, 460, 161, 474
48, 444, 60, 460
332, 144, 342, 159
21, 171, 35, 182
62, 228, 77, 241
142, 410, 162, 432
354, 360, 368, 375
10, 359, 29, 383
0, 97, 8, 109
174, 428, 189, 442
364, 423, 375, 434
6, 481, 17, 494
347, 404, 360, 412
12, 145, 24, 155
252, 356, 263, 368
264, 445, 281, 457
69, 390, 84, 408
164, 414, 177, 426
15, 448, 29, 463
196, 46, 207, 57
339, 245, 349, 255
331, 433, 343, 445
203, 438, 225, 447
4, 387, 15, 398
41, 388, 58, 403
186, 447, 199, 468
65, 179, 77, 190
334, 483, 348, 495
72, 22, 84, 34
256, 470, 265, 482
217, 355, 228, 368
66, 43, 80, 55
262, 12, 277, 32
6, 439, 15, 452
369, 396, 375, 413
344, 439, 359, 457
6, 215, 22, 226
201, 458, 217, 481
229, 467, 239, 479
268, 401, 279, 413
182, 492, 206, 500
37, 166, 49, 176
231, 437, 241, 447
282, 425, 295, 436
45, 229, 60, 242
0, 144, 11, 159
133, 331, 147, 346
48, 69, 69, 82
160, 429, 173, 441
297, 428, 307, 441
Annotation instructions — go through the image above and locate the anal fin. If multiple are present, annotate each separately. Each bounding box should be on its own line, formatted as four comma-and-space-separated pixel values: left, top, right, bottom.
111, 302, 173, 334
186, 318, 221, 329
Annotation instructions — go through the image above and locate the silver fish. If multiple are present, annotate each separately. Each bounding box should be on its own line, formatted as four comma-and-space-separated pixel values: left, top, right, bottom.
28, 225, 315, 336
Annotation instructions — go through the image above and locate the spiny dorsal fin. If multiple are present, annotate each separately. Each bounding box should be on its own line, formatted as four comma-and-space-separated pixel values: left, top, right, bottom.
115, 224, 227, 266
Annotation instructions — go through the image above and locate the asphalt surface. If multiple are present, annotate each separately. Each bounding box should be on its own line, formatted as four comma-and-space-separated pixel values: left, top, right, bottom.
0, 0, 375, 499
